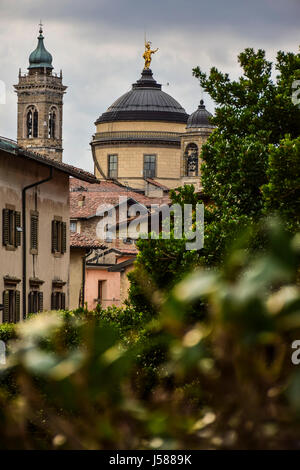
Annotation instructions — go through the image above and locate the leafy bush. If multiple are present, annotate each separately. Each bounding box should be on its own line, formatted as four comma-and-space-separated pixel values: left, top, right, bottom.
0, 220, 300, 449
0, 323, 17, 343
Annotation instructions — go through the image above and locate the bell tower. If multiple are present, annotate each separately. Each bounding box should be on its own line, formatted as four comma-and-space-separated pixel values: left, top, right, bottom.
14, 25, 67, 162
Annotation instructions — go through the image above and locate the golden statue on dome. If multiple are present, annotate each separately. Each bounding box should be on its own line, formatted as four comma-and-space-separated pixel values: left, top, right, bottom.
143, 41, 158, 69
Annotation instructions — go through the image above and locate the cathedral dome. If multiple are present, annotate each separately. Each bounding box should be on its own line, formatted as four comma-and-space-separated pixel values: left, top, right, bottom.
187, 100, 213, 129
28, 27, 53, 70
96, 69, 188, 124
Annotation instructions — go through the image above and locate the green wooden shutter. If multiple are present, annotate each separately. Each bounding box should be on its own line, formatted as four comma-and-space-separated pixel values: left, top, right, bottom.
15, 290, 20, 323
61, 222, 67, 254
2, 209, 10, 246
28, 291, 34, 314
61, 292, 66, 310
38, 292, 43, 312
51, 292, 56, 310
51, 220, 57, 253
14, 211, 21, 247
2, 291, 9, 323
30, 214, 38, 252
28, 292, 32, 314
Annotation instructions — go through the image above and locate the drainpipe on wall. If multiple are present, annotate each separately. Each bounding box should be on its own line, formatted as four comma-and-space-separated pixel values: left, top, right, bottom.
22, 167, 53, 320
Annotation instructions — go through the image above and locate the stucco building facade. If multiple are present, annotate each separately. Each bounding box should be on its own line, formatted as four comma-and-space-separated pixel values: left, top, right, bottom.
0, 140, 96, 323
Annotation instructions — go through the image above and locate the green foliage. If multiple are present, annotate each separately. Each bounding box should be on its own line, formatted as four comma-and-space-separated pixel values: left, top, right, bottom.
262, 135, 300, 233
0, 323, 18, 397
193, 47, 300, 265
128, 185, 202, 313
0, 221, 300, 449
0, 323, 16, 343
97, 304, 148, 346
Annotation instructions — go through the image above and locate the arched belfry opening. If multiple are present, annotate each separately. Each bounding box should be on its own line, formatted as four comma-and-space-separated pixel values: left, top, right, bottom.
26, 106, 39, 139
48, 108, 57, 139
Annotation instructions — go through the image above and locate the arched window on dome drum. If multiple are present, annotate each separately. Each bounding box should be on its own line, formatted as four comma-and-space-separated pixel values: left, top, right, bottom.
26, 108, 38, 138
184, 143, 199, 177
48, 109, 56, 139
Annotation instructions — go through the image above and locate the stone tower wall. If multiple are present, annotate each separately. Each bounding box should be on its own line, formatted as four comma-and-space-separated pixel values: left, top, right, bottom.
14, 71, 67, 162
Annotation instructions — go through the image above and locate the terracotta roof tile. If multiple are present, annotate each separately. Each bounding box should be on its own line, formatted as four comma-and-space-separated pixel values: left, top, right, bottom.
70, 232, 107, 249
113, 240, 138, 255
116, 247, 138, 255
146, 178, 170, 190
105, 246, 138, 256
70, 178, 170, 218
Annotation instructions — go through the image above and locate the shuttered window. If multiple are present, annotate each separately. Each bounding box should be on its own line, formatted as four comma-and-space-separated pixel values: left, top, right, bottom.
30, 212, 39, 253
15, 212, 21, 247
2, 209, 21, 248
28, 291, 43, 314
62, 222, 67, 253
2, 290, 20, 323
51, 292, 66, 310
51, 219, 67, 254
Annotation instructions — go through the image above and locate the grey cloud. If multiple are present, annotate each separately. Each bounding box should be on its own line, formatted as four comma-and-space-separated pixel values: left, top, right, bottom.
1, 0, 300, 38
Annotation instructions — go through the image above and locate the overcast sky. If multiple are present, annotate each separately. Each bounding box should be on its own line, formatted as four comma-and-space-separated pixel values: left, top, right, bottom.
0, 0, 299, 172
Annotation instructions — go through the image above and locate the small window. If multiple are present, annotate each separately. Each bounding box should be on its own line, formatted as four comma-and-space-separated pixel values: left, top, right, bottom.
70, 221, 77, 233
28, 291, 43, 314
97, 280, 104, 303
51, 292, 66, 310
2, 290, 20, 323
30, 212, 39, 254
108, 155, 118, 178
52, 219, 67, 254
143, 155, 156, 178
2, 208, 21, 249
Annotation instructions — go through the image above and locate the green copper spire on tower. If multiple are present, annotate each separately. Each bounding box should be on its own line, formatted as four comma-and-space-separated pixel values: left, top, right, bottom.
28, 23, 53, 70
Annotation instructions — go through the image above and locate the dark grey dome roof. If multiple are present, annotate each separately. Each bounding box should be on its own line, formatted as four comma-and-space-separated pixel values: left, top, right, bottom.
187, 100, 214, 128
96, 69, 189, 124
